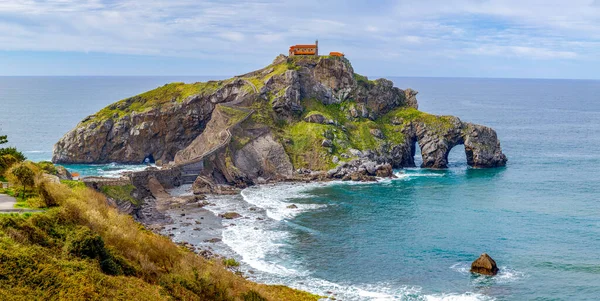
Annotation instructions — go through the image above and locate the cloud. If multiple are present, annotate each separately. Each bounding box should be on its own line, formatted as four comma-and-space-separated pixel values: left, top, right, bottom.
1, 0, 600, 76
467, 45, 578, 59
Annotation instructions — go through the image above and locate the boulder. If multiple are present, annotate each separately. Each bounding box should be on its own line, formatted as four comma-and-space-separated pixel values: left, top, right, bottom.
219, 212, 242, 219
470, 253, 499, 276
370, 128, 385, 139
321, 139, 333, 147
286, 204, 298, 209
304, 114, 326, 124
55, 165, 72, 180
375, 163, 393, 177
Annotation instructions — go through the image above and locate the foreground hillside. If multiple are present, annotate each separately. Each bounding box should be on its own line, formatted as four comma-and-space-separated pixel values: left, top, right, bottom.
0, 165, 318, 301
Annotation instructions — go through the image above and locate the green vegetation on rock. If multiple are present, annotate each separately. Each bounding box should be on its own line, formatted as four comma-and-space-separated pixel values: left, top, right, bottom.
239, 60, 290, 92
100, 184, 139, 206
382, 107, 456, 136
218, 105, 253, 127
87, 81, 226, 123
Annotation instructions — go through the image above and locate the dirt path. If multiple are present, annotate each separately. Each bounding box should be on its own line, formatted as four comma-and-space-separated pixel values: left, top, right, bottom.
0, 193, 17, 211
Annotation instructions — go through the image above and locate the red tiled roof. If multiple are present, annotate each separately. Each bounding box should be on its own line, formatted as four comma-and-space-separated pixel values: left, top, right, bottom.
290, 44, 317, 49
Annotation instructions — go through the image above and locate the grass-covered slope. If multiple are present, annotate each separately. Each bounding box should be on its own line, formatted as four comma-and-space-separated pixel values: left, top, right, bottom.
0, 179, 319, 301
87, 81, 227, 123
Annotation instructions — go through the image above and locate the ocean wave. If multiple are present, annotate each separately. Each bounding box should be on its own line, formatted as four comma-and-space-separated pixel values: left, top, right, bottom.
62, 163, 155, 178
393, 171, 446, 180
201, 183, 495, 301
239, 183, 328, 221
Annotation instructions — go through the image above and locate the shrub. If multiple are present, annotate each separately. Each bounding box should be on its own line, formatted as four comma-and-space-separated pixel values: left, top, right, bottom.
36, 161, 58, 175
0, 154, 18, 175
223, 258, 240, 268
0, 147, 26, 162
64, 226, 106, 259
243, 290, 267, 301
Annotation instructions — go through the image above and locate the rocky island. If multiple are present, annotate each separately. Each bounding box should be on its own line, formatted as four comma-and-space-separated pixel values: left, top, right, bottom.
53, 54, 506, 222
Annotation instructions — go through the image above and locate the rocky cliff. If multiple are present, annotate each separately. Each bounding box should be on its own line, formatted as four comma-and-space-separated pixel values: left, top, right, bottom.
53, 54, 506, 187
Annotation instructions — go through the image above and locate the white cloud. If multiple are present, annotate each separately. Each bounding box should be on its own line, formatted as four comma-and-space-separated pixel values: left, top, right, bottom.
468, 45, 577, 59
1, 0, 599, 75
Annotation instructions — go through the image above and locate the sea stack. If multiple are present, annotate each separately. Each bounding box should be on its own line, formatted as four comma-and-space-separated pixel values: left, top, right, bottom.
470, 253, 499, 276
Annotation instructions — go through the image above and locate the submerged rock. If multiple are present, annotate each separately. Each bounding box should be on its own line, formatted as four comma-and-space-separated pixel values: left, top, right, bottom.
470, 253, 499, 276
219, 212, 242, 219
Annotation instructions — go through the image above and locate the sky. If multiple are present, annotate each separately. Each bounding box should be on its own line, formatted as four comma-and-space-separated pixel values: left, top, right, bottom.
1, 0, 600, 79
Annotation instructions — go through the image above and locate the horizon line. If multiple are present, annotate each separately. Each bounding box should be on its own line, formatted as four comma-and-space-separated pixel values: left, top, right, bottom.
0, 75, 599, 81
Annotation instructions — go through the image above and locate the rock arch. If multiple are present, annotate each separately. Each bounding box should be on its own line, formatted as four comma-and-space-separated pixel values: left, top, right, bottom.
403, 119, 507, 169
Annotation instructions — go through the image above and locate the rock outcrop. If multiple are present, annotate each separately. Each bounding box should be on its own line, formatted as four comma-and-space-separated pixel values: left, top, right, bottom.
53, 80, 254, 164
403, 118, 507, 169
54, 54, 507, 192
470, 253, 499, 276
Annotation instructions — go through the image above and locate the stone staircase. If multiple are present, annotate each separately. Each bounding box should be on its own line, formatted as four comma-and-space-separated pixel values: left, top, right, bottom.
180, 160, 204, 184
176, 103, 255, 185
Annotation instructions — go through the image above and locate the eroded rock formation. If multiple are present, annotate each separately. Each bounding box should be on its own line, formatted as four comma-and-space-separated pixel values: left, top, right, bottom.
54, 54, 507, 193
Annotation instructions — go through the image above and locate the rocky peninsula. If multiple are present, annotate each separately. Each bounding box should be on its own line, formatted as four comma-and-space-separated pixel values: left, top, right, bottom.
53, 54, 506, 224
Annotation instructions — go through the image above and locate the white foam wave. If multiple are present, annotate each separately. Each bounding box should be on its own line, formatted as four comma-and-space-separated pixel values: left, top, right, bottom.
425, 292, 493, 301
65, 163, 157, 178
200, 182, 495, 301
394, 171, 446, 179
240, 183, 328, 221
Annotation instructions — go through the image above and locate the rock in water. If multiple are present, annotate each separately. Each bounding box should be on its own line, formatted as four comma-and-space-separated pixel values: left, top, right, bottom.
470, 253, 499, 275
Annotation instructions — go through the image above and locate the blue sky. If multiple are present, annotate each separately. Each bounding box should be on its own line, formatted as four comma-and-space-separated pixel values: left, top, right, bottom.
1, 0, 600, 78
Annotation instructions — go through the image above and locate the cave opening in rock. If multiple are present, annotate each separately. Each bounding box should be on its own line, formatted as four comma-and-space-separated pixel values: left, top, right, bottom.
413, 142, 423, 168
447, 144, 468, 168
143, 154, 155, 164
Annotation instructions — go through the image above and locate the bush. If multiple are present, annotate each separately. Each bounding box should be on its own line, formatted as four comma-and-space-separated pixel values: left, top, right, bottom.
223, 258, 240, 267
64, 226, 106, 259
243, 290, 267, 301
0, 154, 18, 175
38, 181, 59, 207
36, 161, 58, 175
0, 147, 26, 162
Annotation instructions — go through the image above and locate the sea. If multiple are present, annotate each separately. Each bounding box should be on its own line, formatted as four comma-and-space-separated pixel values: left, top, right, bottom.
1, 76, 600, 300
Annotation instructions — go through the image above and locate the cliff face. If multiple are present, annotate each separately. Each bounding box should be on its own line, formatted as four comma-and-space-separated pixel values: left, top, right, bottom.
53, 55, 506, 185
52, 79, 254, 164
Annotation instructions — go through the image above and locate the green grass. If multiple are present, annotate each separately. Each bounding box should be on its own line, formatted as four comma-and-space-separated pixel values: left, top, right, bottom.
99, 185, 139, 206
60, 179, 86, 189
283, 121, 332, 169
241, 60, 291, 91
382, 107, 456, 136
87, 81, 226, 123
218, 105, 252, 127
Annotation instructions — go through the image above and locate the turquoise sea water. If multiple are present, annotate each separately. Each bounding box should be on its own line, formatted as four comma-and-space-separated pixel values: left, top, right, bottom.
2, 77, 600, 299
